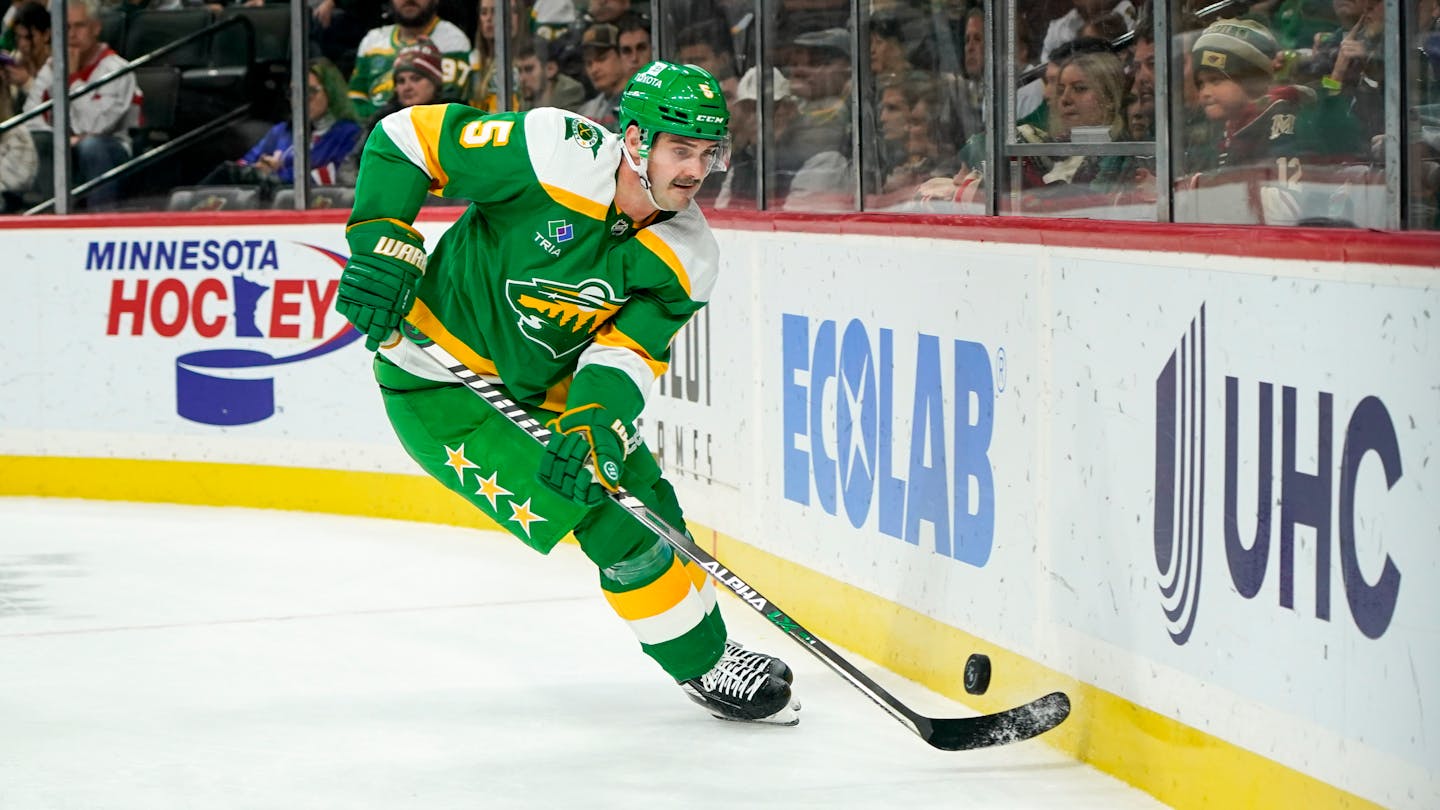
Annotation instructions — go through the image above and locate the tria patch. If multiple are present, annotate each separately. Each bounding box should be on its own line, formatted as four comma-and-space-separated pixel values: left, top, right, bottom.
564, 117, 603, 158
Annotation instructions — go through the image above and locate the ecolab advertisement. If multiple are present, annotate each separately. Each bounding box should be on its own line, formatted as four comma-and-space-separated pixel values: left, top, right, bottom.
654, 231, 1438, 810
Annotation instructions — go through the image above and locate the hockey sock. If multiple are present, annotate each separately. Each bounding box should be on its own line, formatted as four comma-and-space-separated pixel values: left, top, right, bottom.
600, 538, 724, 681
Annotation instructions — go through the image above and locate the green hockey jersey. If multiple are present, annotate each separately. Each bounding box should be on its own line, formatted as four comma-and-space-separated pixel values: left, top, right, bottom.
349, 103, 720, 420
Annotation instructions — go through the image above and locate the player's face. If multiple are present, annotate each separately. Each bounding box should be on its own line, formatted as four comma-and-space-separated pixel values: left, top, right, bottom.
645, 132, 721, 210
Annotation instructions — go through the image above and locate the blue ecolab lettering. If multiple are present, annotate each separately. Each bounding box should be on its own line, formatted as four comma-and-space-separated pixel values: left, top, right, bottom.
810, 319, 838, 516
877, 327, 906, 539
781, 314, 811, 505
905, 333, 950, 551
837, 319, 876, 529
952, 339, 995, 565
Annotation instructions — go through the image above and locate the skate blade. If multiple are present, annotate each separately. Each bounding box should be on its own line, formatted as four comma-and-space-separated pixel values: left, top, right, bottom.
708, 700, 801, 727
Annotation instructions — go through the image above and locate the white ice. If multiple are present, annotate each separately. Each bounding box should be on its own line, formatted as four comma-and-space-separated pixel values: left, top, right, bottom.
0, 498, 1167, 809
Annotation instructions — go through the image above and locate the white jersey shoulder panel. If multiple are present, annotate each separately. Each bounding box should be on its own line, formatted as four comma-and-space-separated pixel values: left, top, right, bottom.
523, 107, 621, 220
638, 205, 720, 303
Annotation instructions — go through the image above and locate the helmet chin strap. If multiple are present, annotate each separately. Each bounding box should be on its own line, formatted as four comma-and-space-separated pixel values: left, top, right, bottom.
622, 139, 676, 212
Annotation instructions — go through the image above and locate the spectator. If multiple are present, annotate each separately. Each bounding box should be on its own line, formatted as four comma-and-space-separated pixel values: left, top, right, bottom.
204, 58, 362, 195
1307, 0, 1384, 159
467, 0, 513, 111
574, 23, 626, 130
674, 20, 737, 100
869, 9, 915, 82
714, 66, 819, 208
4, 1, 50, 133
551, 0, 632, 90
0, 78, 38, 211
616, 12, 651, 79
312, 0, 388, 76
514, 37, 584, 111
786, 27, 852, 157
1040, 0, 1137, 63
348, 0, 470, 119
59, 0, 139, 209
531, 0, 579, 41
1189, 19, 1306, 170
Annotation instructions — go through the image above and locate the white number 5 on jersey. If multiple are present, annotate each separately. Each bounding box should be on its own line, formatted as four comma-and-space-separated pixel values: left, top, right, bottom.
461, 119, 515, 148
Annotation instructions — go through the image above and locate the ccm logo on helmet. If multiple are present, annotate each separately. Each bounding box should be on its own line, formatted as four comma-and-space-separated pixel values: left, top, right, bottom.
695, 114, 725, 123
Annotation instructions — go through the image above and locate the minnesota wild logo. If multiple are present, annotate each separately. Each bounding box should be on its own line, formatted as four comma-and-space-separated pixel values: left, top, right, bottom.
564, 117, 603, 158
506, 277, 628, 358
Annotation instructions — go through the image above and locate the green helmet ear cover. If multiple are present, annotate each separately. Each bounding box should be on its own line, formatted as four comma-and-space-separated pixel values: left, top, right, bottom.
619, 61, 730, 159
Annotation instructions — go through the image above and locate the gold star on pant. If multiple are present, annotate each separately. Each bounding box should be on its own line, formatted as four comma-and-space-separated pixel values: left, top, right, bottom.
442, 443, 481, 484
507, 498, 547, 538
475, 471, 512, 510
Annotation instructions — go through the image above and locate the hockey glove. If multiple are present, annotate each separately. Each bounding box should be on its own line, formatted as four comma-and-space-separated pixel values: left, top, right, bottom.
337, 219, 427, 351
538, 404, 634, 506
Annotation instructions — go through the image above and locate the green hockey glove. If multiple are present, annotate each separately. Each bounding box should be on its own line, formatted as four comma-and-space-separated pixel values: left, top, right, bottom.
538, 404, 633, 506
337, 218, 427, 351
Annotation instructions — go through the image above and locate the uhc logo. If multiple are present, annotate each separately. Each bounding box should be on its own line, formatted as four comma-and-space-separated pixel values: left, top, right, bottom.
93, 238, 359, 426
1154, 304, 1402, 645
781, 314, 995, 566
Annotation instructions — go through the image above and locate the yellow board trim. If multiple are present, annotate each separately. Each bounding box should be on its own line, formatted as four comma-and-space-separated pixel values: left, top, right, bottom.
601, 556, 692, 620
699, 529, 1382, 810
0, 455, 1385, 810
0, 456, 502, 531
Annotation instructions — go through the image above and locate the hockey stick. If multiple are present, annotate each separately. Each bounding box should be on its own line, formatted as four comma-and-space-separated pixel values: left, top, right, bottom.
406, 326, 1071, 751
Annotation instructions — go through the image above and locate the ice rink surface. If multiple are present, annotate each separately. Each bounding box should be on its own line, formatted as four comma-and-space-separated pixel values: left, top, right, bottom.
1, 498, 1167, 809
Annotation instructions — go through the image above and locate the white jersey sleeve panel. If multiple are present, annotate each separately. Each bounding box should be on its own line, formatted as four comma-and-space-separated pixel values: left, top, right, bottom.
379, 107, 434, 180
636, 206, 720, 304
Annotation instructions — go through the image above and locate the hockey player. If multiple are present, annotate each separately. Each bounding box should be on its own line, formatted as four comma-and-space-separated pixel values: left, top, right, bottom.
335, 61, 799, 725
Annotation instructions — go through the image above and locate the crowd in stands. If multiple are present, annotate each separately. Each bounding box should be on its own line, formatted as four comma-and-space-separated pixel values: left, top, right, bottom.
0, 0, 1435, 226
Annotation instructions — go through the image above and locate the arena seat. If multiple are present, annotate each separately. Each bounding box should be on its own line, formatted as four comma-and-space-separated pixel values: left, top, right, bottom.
122, 9, 213, 67
272, 186, 356, 211
131, 65, 182, 151
167, 185, 263, 212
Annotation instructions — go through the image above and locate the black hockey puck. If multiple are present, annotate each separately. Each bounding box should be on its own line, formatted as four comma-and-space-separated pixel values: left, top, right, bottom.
964, 653, 991, 695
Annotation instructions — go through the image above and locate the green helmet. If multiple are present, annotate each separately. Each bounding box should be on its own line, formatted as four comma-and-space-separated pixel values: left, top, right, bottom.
619, 61, 730, 160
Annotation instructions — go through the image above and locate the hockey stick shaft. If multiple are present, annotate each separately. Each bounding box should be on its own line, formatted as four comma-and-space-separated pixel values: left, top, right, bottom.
408, 329, 1069, 750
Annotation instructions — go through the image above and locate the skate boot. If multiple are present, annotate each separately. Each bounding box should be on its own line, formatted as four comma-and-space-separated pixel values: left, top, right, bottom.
723, 638, 793, 685
681, 641, 800, 725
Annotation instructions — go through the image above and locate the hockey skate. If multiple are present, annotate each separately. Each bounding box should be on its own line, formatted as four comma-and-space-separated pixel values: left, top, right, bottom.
681, 640, 799, 725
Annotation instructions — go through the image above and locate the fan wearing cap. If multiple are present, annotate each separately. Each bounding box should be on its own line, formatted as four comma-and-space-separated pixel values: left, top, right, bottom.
392, 37, 446, 107
334, 62, 800, 727
1191, 18, 1311, 170
574, 23, 628, 131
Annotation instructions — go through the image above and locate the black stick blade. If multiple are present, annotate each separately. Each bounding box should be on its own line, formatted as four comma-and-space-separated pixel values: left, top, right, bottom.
921, 692, 1072, 751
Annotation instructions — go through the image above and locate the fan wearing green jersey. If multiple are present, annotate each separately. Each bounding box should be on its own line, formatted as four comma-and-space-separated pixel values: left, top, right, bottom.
335, 61, 799, 725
